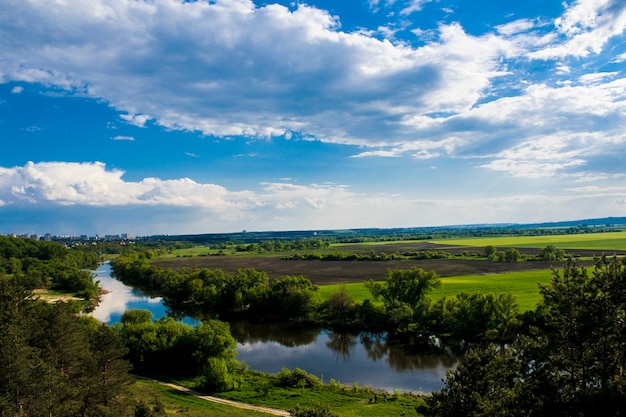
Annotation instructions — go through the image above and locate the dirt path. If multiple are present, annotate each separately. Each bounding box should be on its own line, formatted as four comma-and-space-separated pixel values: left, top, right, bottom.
148, 378, 291, 416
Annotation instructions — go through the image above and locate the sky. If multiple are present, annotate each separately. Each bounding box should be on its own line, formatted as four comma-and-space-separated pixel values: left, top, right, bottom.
1, 0, 626, 236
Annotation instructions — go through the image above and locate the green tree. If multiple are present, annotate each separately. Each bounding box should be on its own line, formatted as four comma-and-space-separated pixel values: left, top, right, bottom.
321, 286, 356, 325
484, 245, 497, 260
366, 267, 440, 311
539, 244, 565, 261
429, 256, 626, 417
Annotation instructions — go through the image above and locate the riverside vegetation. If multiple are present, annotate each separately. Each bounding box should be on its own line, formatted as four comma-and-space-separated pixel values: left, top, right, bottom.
1, 226, 626, 416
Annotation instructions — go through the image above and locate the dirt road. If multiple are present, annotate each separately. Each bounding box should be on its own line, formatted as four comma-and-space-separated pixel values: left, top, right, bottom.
148, 378, 291, 416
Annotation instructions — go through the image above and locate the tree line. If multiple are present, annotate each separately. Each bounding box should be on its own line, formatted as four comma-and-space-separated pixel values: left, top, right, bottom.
283, 245, 566, 263
0, 237, 243, 416
111, 252, 522, 344
427, 255, 626, 416
0, 235, 101, 299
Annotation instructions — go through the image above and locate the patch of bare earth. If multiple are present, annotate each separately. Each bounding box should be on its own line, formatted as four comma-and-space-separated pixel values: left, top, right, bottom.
150, 242, 599, 285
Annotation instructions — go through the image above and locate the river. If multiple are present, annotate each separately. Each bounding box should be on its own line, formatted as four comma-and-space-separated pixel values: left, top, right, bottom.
91, 262, 458, 392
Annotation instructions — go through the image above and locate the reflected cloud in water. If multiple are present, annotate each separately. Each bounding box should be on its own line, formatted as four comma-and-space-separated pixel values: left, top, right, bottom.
91, 263, 168, 324
91, 263, 459, 392
236, 327, 460, 393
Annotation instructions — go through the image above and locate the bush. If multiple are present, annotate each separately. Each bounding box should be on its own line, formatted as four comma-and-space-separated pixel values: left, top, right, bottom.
290, 403, 339, 417
201, 357, 235, 392
275, 368, 320, 388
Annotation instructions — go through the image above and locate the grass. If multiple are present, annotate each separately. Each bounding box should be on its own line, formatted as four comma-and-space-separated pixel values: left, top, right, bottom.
34, 288, 83, 303
129, 378, 270, 416
318, 269, 555, 312
434, 270, 551, 311
212, 370, 428, 417
430, 231, 626, 251
129, 371, 429, 417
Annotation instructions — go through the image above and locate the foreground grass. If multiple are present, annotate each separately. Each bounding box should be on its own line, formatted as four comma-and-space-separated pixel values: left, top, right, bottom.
431, 230, 626, 251
318, 269, 553, 312
129, 378, 270, 416
131, 372, 427, 417
212, 370, 427, 417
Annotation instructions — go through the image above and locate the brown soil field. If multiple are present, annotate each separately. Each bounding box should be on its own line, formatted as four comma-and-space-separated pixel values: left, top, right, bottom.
151, 242, 594, 285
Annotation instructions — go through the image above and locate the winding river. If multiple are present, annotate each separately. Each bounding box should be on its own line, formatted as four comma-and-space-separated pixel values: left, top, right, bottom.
91, 262, 458, 392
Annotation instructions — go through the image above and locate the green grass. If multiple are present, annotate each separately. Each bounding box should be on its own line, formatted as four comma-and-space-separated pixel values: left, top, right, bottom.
318, 269, 555, 312
434, 270, 551, 311
213, 370, 427, 417
129, 378, 270, 416
430, 231, 626, 251
317, 282, 376, 304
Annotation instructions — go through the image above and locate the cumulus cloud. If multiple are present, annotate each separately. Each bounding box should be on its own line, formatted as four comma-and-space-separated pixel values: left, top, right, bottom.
530, 0, 626, 58
0, 0, 625, 183
0, 0, 512, 147
1, 161, 624, 234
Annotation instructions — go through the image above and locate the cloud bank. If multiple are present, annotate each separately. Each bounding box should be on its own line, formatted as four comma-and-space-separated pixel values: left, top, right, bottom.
1, 161, 624, 235
0, 0, 624, 178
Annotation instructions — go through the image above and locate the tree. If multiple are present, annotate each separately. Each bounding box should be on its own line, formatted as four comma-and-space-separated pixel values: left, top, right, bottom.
539, 245, 565, 261
484, 245, 497, 260
264, 275, 319, 320
429, 256, 626, 417
0, 276, 133, 416
322, 286, 356, 326
366, 267, 440, 311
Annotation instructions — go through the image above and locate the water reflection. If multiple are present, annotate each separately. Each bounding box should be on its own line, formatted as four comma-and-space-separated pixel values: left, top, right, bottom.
230, 321, 320, 347
235, 322, 460, 392
91, 263, 459, 392
326, 332, 356, 361
91, 263, 168, 324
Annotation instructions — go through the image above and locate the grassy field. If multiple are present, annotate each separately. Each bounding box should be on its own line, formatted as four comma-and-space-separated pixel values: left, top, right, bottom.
129, 379, 270, 416
129, 373, 428, 417
317, 269, 554, 312
431, 231, 626, 251
212, 371, 427, 417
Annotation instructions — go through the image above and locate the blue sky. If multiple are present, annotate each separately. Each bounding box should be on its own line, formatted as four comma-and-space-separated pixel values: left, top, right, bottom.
1, 0, 626, 236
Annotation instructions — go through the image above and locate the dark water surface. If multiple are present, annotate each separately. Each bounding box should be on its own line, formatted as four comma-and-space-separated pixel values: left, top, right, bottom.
91, 262, 458, 392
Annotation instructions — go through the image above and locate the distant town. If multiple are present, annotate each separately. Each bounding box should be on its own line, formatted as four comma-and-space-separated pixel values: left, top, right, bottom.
5, 232, 134, 242
4, 216, 626, 247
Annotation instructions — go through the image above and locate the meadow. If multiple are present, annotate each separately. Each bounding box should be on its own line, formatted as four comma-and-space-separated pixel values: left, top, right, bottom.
430, 230, 626, 251
317, 269, 552, 312
158, 231, 626, 313
130, 374, 427, 417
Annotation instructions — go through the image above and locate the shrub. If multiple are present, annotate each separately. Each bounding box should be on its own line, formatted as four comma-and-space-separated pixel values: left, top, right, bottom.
275, 368, 320, 388
290, 403, 339, 417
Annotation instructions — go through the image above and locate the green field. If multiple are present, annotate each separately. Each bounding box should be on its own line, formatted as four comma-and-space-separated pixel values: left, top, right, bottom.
130, 373, 428, 417
318, 269, 554, 312
431, 230, 626, 251
129, 379, 269, 416
213, 371, 427, 417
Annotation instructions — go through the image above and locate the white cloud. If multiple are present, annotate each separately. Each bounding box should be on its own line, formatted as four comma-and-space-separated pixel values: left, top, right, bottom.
496, 19, 537, 36
530, 0, 626, 58
120, 114, 152, 128
11, 86, 23, 94
0, 0, 513, 147
399, 0, 431, 15
0, 0, 626, 190
111, 135, 134, 141
1, 161, 625, 235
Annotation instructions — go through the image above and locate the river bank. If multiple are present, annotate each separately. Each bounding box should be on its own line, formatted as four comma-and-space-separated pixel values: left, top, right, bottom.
91, 262, 457, 393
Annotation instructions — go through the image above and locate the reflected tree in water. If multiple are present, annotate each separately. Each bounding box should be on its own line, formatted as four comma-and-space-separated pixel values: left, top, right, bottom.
229, 321, 320, 347
326, 331, 356, 361
360, 332, 388, 362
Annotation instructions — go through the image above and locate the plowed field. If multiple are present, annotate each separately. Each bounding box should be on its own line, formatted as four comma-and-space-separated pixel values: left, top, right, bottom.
151, 242, 600, 285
